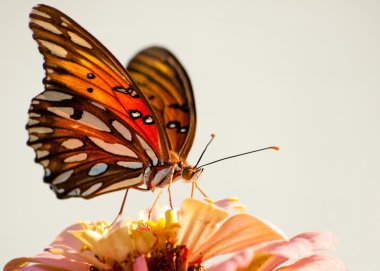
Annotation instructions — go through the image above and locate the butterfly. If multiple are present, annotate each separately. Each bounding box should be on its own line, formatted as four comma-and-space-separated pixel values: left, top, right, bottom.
27, 4, 200, 200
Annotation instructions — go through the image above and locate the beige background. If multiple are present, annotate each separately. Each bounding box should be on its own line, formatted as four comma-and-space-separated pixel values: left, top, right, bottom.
1, 1, 379, 270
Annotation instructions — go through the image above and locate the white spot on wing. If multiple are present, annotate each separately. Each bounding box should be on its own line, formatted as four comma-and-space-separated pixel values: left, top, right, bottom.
30, 143, 43, 150
32, 100, 40, 105
29, 113, 41, 118
61, 22, 68, 27
28, 119, 39, 126
40, 159, 50, 167
45, 168, 51, 177
97, 174, 143, 194
60, 16, 70, 24
29, 135, 38, 142
136, 135, 158, 166
67, 31, 92, 49
47, 107, 73, 118
36, 150, 49, 158
31, 19, 62, 34
91, 102, 106, 110
117, 161, 143, 169
88, 163, 108, 176
31, 9, 51, 18
37, 91, 72, 101
38, 40, 68, 58
112, 120, 132, 141
64, 153, 88, 163
56, 188, 65, 194
29, 127, 53, 133
52, 170, 74, 185
89, 137, 138, 158
61, 139, 84, 149
80, 111, 110, 132
82, 183, 102, 197
49, 107, 111, 132
68, 188, 81, 196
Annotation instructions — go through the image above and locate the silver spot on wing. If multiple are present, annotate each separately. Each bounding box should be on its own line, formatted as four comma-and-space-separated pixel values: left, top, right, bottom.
52, 170, 74, 185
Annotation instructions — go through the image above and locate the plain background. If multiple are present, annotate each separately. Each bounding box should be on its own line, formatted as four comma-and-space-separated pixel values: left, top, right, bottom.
1, 1, 379, 270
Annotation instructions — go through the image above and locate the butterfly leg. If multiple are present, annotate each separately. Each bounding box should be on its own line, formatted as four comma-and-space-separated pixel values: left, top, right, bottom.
110, 188, 129, 227
148, 191, 163, 220
167, 166, 176, 209
194, 181, 208, 198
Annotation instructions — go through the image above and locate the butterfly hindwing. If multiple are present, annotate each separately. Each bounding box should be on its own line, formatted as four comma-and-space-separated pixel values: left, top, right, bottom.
28, 5, 172, 198
28, 89, 154, 198
127, 47, 197, 160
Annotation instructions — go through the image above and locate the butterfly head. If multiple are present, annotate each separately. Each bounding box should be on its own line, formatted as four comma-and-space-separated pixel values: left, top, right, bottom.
181, 164, 203, 183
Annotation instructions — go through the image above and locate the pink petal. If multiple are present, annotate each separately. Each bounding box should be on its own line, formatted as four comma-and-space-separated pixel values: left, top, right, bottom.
207, 249, 255, 271
139, 204, 169, 222
276, 254, 346, 271
213, 198, 245, 212
133, 255, 149, 271
50, 224, 83, 250
189, 214, 286, 263
252, 231, 339, 270
4, 251, 90, 271
292, 232, 337, 252
259, 237, 314, 259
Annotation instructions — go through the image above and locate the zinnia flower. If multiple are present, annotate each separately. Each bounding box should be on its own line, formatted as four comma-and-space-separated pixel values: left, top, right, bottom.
207, 231, 345, 271
3, 198, 344, 271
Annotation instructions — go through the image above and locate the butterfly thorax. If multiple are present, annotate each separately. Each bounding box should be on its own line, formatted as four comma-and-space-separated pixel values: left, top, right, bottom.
145, 151, 200, 190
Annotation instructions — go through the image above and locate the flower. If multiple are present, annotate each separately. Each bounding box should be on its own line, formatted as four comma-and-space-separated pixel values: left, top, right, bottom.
4, 198, 286, 271
208, 232, 346, 271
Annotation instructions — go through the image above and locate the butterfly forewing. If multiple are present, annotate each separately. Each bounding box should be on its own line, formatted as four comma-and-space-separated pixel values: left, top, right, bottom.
127, 47, 196, 160
29, 4, 169, 159
27, 5, 172, 198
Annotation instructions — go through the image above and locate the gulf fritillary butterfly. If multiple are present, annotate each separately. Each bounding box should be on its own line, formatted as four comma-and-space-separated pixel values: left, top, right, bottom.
27, 4, 200, 200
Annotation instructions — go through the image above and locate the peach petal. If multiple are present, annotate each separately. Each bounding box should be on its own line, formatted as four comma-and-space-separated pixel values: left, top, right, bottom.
276, 254, 346, 271
177, 199, 228, 254
131, 230, 156, 254
96, 225, 134, 262
70, 230, 103, 255
190, 214, 286, 263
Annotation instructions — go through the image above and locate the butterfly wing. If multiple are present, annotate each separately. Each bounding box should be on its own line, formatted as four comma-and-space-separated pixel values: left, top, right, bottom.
27, 5, 170, 198
127, 47, 196, 160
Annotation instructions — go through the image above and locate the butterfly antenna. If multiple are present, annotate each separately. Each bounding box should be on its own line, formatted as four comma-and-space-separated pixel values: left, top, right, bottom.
198, 146, 279, 168
195, 134, 216, 168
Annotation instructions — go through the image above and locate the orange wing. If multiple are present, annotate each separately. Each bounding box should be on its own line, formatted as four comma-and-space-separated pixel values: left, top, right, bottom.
27, 5, 170, 198
127, 47, 196, 160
